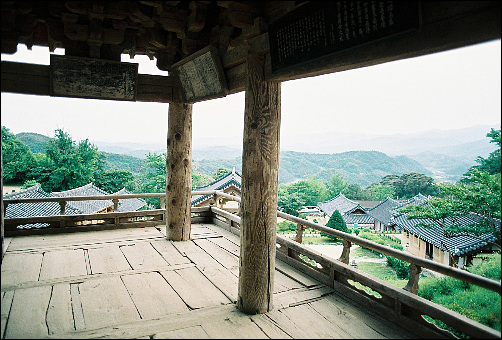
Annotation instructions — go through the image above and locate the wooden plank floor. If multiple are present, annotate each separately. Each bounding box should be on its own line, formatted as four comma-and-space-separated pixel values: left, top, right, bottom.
1, 224, 424, 339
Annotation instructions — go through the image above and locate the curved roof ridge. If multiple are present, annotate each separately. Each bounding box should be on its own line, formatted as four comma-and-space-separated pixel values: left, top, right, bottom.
193, 170, 242, 191
3, 184, 46, 199
53, 182, 109, 196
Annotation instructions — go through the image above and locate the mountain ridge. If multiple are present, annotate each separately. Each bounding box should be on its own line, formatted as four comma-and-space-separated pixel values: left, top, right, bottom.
13, 124, 499, 185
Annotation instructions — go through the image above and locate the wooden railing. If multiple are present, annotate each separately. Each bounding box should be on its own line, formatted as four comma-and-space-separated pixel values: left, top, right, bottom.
2, 190, 501, 338
205, 192, 501, 339
3, 193, 167, 235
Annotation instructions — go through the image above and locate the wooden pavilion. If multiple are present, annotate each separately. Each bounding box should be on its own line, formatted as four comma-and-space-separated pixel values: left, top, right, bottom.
1, 1, 501, 338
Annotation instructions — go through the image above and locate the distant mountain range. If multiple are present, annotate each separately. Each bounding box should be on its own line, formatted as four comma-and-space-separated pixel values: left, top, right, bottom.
14, 124, 499, 185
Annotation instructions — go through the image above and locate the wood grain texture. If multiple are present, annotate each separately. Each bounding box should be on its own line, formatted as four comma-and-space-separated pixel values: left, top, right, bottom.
159, 266, 230, 309
47, 283, 75, 335
238, 52, 281, 314
77, 276, 141, 330
119, 242, 169, 270
4, 285, 52, 338
39, 248, 88, 281
167, 102, 193, 241
0, 252, 43, 286
121, 272, 189, 319
87, 245, 132, 274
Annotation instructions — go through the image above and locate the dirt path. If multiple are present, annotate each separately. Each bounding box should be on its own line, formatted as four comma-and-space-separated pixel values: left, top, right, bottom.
305, 244, 386, 263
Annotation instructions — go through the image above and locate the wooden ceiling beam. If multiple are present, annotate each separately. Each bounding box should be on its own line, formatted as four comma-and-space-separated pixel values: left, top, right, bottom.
1, 61, 176, 103
267, 1, 501, 82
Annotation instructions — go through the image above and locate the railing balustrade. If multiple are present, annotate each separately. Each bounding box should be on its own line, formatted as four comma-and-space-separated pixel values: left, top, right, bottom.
2, 190, 501, 338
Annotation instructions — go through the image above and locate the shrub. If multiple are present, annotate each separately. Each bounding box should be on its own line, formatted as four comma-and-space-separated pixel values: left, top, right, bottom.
386, 256, 409, 279
276, 221, 297, 233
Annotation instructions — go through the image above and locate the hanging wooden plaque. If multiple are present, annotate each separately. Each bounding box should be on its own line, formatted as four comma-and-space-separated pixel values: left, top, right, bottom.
50, 55, 138, 101
172, 46, 228, 103
269, 1, 421, 74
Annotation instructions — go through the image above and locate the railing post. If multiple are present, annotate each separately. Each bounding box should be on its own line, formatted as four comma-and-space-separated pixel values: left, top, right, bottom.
112, 198, 119, 212
338, 239, 352, 264
59, 201, 66, 215
403, 263, 422, 294
159, 197, 166, 209
294, 223, 305, 243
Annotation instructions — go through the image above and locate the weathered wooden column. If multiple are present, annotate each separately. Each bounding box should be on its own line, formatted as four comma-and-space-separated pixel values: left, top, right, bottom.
238, 52, 281, 314
166, 102, 193, 241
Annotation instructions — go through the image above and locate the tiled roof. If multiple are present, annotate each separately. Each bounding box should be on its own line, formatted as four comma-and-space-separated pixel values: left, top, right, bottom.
367, 197, 402, 226
391, 195, 500, 256
191, 169, 242, 206
344, 213, 374, 224
112, 188, 147, 212
354, 200, 382, 210
3, 185, 80, 229
52, 183, 113, 214
317, 193, 359, 216
317, 193, 375, 225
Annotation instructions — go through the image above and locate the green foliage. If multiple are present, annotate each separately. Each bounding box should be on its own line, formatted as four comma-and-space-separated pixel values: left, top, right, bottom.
277, 221, 297, 233
344, 182, 371, 200
2, 126, 37, 183
140, 153, 167, 208
37, 129, 104, 192
284, 176, 329, 206
461, 128, 501, 181
324, 210, 348, 241
21, 180, 40, 189
418, 257, 502, 335
466, 253, 501, 281
15, 132, 51, 154
399, 169, 501, 246
212, 167, 230, 180
279, 150, 430, 187
94, 169, 138, 193
192, 171, 213, 189
277, 188, 305, 216
366, 184, 396, 200
101, 152, 145, 176
380, 172, 437, 199
385, 257, 409, 279
326, 171, 347, 198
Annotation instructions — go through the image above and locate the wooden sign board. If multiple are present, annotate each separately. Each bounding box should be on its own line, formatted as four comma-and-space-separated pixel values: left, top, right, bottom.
50, 55, 138, 101
172, 46, 228, 103
269, 1, 421, 74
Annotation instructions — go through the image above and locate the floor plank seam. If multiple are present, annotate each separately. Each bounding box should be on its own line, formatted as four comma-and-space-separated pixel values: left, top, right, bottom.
45, 285, 53, 337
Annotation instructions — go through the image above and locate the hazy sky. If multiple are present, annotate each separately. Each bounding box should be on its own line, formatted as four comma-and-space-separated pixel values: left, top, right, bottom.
1, 39, 501, 150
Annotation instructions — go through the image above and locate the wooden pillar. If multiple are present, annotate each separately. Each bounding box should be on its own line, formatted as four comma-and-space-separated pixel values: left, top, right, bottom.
238, 53, 281, 314
166, 102, 193, 241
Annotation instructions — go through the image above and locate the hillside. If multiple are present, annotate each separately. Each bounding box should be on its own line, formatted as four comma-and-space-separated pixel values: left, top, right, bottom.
16, 132, 51, 154
193, 150, 431, 186
100, 152, 146, 177
14, 132, 148, 177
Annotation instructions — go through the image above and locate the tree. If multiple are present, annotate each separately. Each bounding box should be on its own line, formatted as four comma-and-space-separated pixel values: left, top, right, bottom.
367, 184, 396, 200
277, 185, 305, 216
212, 167, 230, 180
94, 169, 138, 193
286, 176, 328, 206
461, 128, 501, 182
1, 126, 37, 183
41, 129, 103, 192
192, 172, 213, 189
326, 171, 348, 198
380, 172, 436, 199
324, 209, 349, 241
398, 169, 501, 247
344, 183, 371, 200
